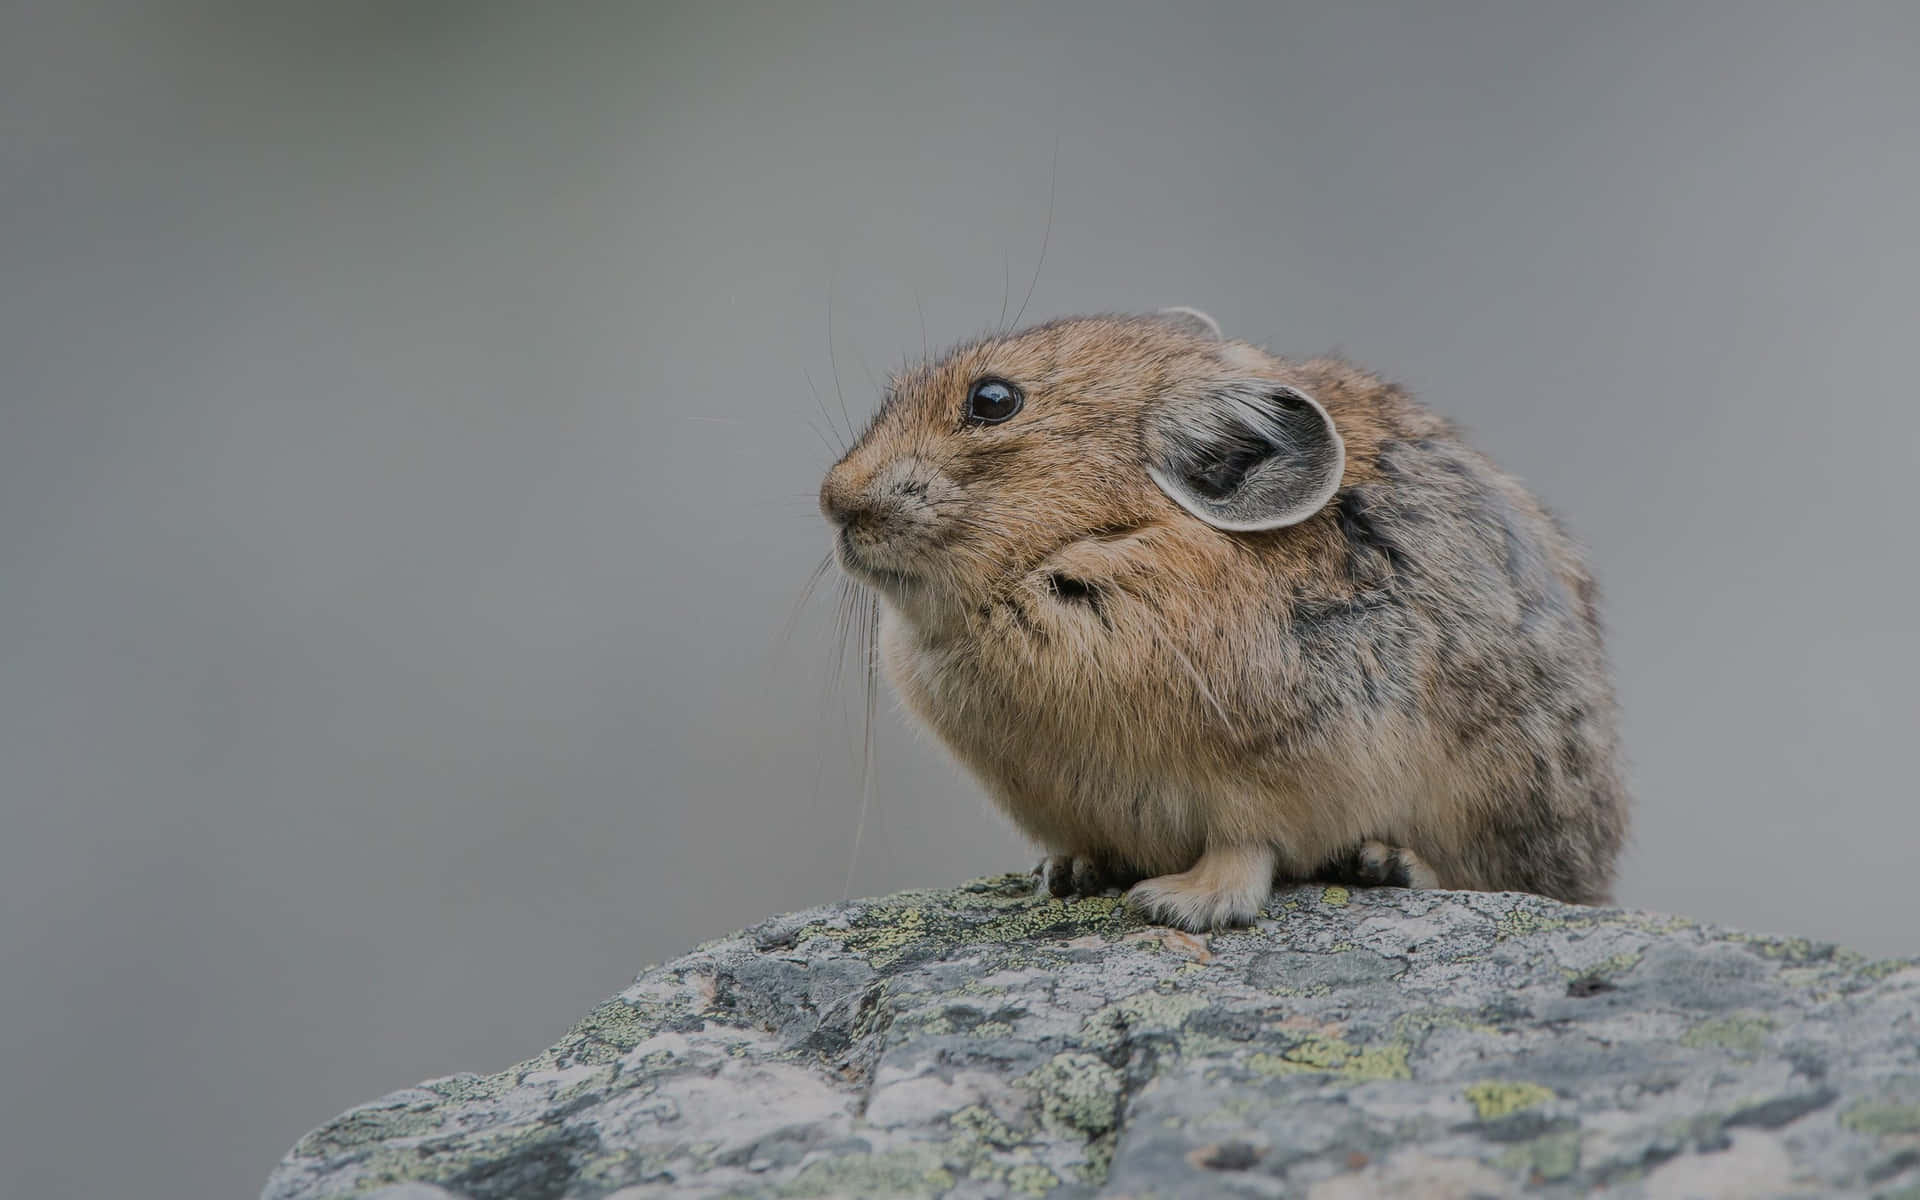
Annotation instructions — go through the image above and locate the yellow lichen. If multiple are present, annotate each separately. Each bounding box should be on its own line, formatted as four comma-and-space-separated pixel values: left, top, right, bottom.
1006, 1162, 1060, 1195
1017, 1051, 1124, 1137
1561, 950, 1641, 980
1246, 1034, 1411, 1081
776, 1148, 956, 1197
1680, 1014, 1773, 1056
1498, 1129, 1581, 1179
1841, 1099, 1920, 1137
1464, 1080, 1556, 1120
1391, 1008, 1501, 1041
1497, 908, 1569, 939
1078, 988, 1213, 1049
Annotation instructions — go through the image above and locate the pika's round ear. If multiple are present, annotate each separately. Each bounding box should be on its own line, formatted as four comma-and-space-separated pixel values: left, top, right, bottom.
1146, 384, 1345, 531
1154, 307, 1223, 340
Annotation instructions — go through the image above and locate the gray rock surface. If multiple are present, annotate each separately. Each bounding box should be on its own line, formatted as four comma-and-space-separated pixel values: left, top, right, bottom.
264, 877, 1920, 1199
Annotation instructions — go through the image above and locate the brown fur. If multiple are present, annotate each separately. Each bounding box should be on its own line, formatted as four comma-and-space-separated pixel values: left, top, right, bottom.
819, 312, 1628, 930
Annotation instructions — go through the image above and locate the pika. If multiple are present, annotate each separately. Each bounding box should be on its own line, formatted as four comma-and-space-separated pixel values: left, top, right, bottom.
818, 309, 1627, 931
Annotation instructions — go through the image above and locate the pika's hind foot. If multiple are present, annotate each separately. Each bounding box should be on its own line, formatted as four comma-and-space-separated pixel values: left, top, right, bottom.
1125, 844, 1277, 931
1317, 839, 1439, 889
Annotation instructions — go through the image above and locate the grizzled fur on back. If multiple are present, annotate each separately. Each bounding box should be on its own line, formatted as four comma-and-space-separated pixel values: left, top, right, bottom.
1316, 418, 1625, 901
819, 311, 1627, 926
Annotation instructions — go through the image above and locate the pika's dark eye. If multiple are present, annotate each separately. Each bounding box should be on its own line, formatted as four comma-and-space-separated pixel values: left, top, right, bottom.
965, 378, 1024, 426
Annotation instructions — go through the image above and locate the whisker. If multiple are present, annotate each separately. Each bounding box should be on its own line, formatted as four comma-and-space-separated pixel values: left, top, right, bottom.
996, 253, 1011, 332
803, 370, 847, 454
827, 268, 857, 447
851, 344, 885, 408
803, 416, 840, 458
773, 552, 836, 661
827, 577, 856, 712
1007, 133, 1059, 335
843, 584, 882, 899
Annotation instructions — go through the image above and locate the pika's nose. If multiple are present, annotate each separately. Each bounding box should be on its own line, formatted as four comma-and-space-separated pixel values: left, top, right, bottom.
822, 465, 929, 525
819, 468, 864, 528
823, 457, 942, 531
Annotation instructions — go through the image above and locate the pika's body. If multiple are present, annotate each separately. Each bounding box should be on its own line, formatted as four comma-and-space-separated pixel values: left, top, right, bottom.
820, 310, 1627, 930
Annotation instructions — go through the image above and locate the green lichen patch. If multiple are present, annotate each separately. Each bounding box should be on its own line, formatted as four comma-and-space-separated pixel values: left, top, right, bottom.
1391, 1008, 1500, 1043
1005, 1161, 1061, 1195
535, 998, 681, 1069
1078, 987, 1215, 1050
1464, 1080, 1557, 1120
1076, 1133, 1118, 1184
972, 895, 1130, 946
948, 1104, 1020, 1149
776, 1148, 956, 1197
1247, 1033, 1411, 1081
1321, 886, 1351, 907
1498, 1128, 1581, 1181
1679, 1014, 1774, 1056
292, 1101, 449, 1160
780, 889, 1133, 972
1856, 956, 1920, 981
329, 1119, 599, 1196
1018, 1051, 1125, 1138
1840, 1099, 1920, 1137
938, 1103, 1099, 1193
1726, 932, 1839, 964
1561, 950, 1642, 981
421, 1072, 514, 1106
1496, 908, 1569, 940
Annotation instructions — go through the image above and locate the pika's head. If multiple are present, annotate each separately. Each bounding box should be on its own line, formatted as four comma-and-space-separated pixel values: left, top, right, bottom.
818, 309, 1346, 627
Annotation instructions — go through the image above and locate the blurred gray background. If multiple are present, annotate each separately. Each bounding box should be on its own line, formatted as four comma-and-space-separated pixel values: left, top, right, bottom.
3, 2, 1917, 1196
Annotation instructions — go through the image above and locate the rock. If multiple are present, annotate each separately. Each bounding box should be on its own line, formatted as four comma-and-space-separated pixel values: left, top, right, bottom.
263, 877, 1920, 1199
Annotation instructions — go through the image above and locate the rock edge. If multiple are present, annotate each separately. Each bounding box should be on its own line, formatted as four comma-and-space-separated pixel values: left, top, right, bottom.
264, 878, 1920, 1199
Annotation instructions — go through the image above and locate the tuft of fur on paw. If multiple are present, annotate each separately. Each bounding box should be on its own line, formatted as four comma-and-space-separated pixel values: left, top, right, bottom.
1124, 845, 1276, 931
1125, 876, 1266, 931
1126, 878, 1257, 931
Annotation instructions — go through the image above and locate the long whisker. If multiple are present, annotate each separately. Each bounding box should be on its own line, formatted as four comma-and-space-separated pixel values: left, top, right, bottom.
803, 416, 839, 458
851, 344, 884, 405
842, 584, 881, 899
803, 370, 847, 454
827, 576, 857, 712
996, 253, 1011, 333
1007, 133, 1059, 336
827, 268, 857, 447
773, 552, 836, 659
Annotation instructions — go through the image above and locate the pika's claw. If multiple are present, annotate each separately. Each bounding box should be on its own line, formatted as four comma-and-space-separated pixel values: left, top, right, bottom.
1034, 854, 1119, 898
1069, 855, 1106, 895
1124, 843, 1277, 932
1318, 839, 1440, 889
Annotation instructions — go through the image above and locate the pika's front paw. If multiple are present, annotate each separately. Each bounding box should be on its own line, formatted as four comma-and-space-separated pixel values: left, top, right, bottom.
1123, 844, 1278, 932
1033, 854, 1113, 898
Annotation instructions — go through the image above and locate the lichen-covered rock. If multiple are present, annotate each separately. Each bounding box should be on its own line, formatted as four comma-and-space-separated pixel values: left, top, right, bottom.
264, 878, 1920, 1199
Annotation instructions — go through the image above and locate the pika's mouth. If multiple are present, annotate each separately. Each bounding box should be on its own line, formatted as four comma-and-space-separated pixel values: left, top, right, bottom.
835, 528, 919, 591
